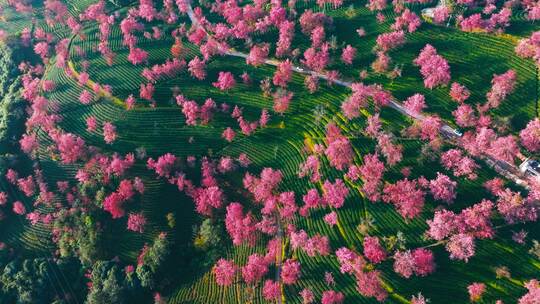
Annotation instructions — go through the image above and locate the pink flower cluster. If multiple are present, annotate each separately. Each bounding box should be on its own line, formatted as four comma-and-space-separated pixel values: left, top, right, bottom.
176, 96, 216, 126
520, 118, 540, 152
468, 282, 486, 302
393, 248, 436, 278
363, 236, 386, 263
413, 44, 451, 89
341, 83, 392, 119
427, 200, 494, 261
375, 31, 405, 52
290, 229, 331, 257
358, 153, 385, 202
519, 279, 540, 304
516, 31, 540, 65
429, 172, 457, 204
127, 212, 147, 233
147, 153, 177, 178
391, 9, 421, 33
302, 43, 330, 71
382, 178, 426, 219
485, 70, 516, 109
322, 179, 349, 209
225, 202, 257, 246
440, 149, 479, 180
213, 71, 236, 91
142, 58, 185, 82
449, 82, 470, 103
49, 132, 87, 164
214, 258, 237, 286
103, 122, 117, 144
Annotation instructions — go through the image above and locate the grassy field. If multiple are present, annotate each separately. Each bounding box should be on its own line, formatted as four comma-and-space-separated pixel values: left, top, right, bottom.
0, 0, 539, 303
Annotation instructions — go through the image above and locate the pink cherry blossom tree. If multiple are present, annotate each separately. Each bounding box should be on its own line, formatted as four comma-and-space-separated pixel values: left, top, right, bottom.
376, 133, 403, 166
341, 45, 357, 65
17, 176, 35, 197
272, 88, 293, 114
460, 14, 486, 32
520, 118, 540, 152
79, 90, 93, 105
446, 233, 475, 261
341, 82, 370, 119
13, 201, 26, 215
440, 149, 479, 180
127, 213, 147, 233
403, 93, 426, 115
126, 94, 136, 110
433, 6, 450, 24
321, 290, 345, 304
519, 279, 540, 303
147, 153, 177, 178
356, 270, 388, 301
516, 31, 540, 65
0, 192, 7, 205
359, 153, 385, 202
449, 82, 470, 103
383, 178, 426, 219
246, 43, 270, 66
78, 72, 89, 86
302, 43, 330, 71
241, 253, 268, 284
429, 172, 457, 204
412, 248, 436, 276
222, 127, 236, 142
139, 83, 155, 101
86, 116, 97, 132
371, 51, 391, 74
414, 44, 451, 89
486, 70, 516, 109
375, 31, 405, 52
311, 26, 325, 48
468, 282, 486, 302
127, 47, 148, 65
363, 236, 386, 263
188, 57, 207, 80
298, 155, 321, 183
50, 132, 87, 164
392, 9, 421, 33
300, 288, 315, 303
19, 133, 39, 155
393, 250, 416, 278
213, 71, 236, 91
324, 211, 338, 226
225, 202, 257, 246
103, 122, 117, 144
452, 104, 477, 128
324, 124, 354, 170
304, 75, 319, 93
487, 135, 519, 164
276, 21, 295, 57
281, 259, 301, 284
496, 188, 538, 224
34, 42, 50, 62
273, 59, 292, 88
262, 280, 280, 300
214, 258, 237, 286
322, 179, 349, 209
368, 0, 387, 11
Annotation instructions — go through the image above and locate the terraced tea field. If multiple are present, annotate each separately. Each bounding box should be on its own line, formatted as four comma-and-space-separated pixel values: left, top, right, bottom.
0, 0, 540, 303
